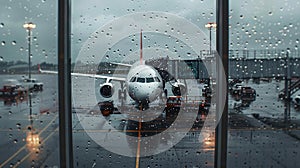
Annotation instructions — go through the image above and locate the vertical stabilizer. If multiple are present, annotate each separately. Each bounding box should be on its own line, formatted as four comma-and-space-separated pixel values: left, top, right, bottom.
140, 29, 143, 65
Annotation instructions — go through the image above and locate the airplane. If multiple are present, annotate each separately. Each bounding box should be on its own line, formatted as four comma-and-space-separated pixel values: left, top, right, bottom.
38, 30, 187, 113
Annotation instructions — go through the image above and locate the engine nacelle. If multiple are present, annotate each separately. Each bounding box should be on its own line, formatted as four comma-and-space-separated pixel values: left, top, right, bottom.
171, 82, 186, 96
99, 83, 114, 98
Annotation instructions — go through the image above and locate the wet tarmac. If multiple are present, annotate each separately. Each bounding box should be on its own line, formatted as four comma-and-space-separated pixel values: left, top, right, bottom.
0, 74, 300, 167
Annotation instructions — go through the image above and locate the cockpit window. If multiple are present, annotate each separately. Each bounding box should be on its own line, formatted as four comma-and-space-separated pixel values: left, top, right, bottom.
130, 77, 136, 82
154, 77, 161, 82
146, 77, 155, 83
137, 77, 145, 83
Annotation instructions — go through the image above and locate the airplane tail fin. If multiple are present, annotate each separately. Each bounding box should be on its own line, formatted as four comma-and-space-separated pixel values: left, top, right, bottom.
140, 29, 143, 65
38, 64, 41, 73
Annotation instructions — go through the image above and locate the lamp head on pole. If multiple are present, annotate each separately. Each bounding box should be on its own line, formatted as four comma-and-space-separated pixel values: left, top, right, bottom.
205, 22, 217, 29
23, 22, 36, 30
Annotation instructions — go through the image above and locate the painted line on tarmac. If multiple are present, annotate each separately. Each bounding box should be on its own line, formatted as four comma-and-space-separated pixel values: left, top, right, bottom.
12, 128, 58, 168
0, 145, 26, 167
0, 115, 58, 167
135, 119, 142, 168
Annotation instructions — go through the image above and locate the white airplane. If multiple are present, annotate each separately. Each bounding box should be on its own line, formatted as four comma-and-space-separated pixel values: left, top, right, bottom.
39, 30, 186, 111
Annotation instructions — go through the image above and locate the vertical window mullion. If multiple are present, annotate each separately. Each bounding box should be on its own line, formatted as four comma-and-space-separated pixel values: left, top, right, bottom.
215, 0, 229, 167
58, 0, 73, 167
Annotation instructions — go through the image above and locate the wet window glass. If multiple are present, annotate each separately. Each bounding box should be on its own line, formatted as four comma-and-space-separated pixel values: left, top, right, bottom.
146, 77, 155, 83
155, 77, 161, 82
137, 77, 145, 83
130, 77, 136, 82
3, 0, 299, 167
0, 1, 59, 167
228, 0, 300, 167
71, 0, 216, 167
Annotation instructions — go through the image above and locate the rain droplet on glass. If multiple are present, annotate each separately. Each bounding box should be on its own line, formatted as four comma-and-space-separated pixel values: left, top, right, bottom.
268, 11, 273, 16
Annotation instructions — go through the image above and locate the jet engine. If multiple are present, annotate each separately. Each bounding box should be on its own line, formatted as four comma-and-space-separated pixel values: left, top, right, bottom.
171, 81, 186, 96
99, 83, 114, 98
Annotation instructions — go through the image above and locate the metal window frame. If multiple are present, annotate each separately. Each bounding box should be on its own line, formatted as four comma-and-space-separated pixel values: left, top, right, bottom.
215, 0, 229, 167
57, 0, 228, 167
58, 0, 73, 167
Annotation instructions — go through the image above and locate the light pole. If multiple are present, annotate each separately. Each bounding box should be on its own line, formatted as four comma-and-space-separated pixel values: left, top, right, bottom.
205, 22, 217, 55
23, 22, 36, 79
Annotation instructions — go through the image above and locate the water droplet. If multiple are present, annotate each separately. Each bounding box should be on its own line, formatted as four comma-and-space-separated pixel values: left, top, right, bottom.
12, 41, 16, 45
0, 23, 4, 28
268, 11, 273, 16
14, 139, 18, 143
1, 41, 5, 46
240, 15, 244, 19
0, 56, 3, 62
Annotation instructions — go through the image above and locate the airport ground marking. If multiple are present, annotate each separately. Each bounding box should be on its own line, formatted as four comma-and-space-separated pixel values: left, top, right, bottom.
12, 128, 58, 168
0, 145, 27, 167
0, 115, 58, 167
135, 118, 142, 168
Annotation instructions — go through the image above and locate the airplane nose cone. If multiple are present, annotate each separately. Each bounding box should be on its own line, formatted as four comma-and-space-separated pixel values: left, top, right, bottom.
128, 84, 162, 103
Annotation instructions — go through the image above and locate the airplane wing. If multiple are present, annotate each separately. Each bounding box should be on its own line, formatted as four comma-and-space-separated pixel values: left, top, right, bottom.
110, 62, 132, 67
38, 66, 126, 82
71, 72, 126, 82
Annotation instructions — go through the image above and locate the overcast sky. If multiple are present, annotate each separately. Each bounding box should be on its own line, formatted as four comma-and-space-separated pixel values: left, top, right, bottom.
0, 0, 299, 64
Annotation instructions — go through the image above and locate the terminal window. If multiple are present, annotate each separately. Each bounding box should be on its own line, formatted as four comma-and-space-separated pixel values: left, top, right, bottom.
0, 0, 299, 168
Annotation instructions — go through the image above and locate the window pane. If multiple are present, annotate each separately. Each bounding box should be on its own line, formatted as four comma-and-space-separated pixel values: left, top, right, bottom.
0, 1, 59, 167
146, 77, 154, 83
228, 0, 300, 167
71, 0, 217, 167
